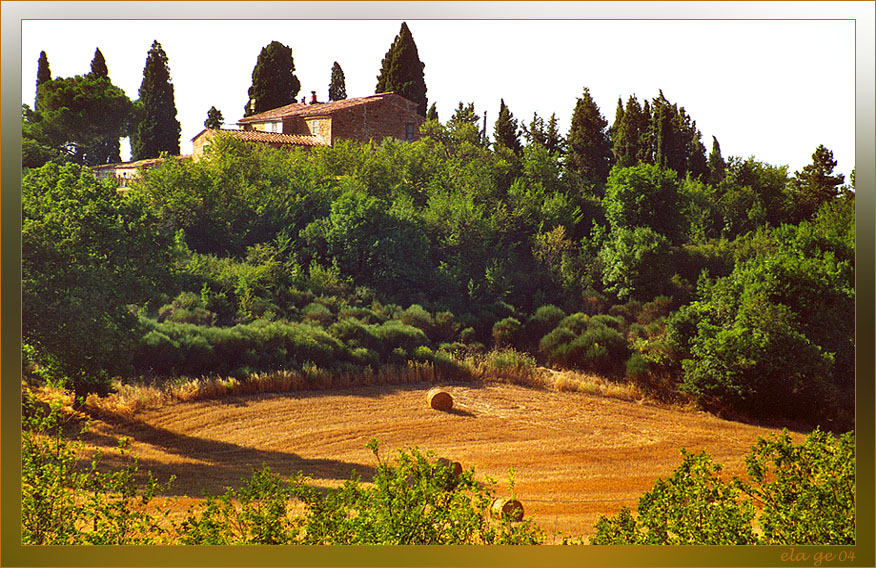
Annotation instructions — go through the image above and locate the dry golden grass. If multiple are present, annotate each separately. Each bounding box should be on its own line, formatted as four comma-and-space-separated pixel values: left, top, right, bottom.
61, 378, 806, 541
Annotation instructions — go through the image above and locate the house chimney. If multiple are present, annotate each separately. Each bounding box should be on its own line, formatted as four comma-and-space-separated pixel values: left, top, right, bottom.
310, 90, 318, 104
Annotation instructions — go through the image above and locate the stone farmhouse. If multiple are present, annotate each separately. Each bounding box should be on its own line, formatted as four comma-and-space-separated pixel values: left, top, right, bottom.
191, 91, 425, 161
91, 92, 424, 185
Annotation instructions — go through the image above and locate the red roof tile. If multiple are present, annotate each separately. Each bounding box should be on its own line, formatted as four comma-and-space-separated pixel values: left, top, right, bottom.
238, 93, 402, 124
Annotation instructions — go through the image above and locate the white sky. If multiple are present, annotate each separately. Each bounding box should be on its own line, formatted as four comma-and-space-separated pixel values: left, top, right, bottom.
21, 18, 855, 178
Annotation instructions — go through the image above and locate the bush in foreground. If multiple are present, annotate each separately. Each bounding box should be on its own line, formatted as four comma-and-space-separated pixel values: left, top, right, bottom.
592, 428, 855, 545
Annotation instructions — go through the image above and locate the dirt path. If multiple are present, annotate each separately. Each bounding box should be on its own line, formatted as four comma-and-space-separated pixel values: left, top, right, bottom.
82, 382, 805, 541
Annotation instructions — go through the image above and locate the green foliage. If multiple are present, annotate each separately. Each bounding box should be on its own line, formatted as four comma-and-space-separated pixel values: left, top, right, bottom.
603, 163, 683, 242
610, 95, 650, 169
743, 429, 855, 544
89, 47, 109, 78
328, 61, 347, 101
35, 50, 51, 106
566, 87, 611, 186
244, 40, 300, 116
593, 429, 854, 545
492, 317, 522, 348
493, 99, 522, 155
599, 226, 674, 301
35, 73, 135, 165
204, 105, 223, 129
644, 90, 707, 180
791, 144, 846, 221
22, 163, 173, 396
375, 22, 428, 116
592, 450, 757, 544
132, 40, 181, 159
21, 392, 172, 544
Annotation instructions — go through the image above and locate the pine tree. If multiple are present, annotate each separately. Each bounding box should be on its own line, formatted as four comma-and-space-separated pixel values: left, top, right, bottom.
244, 41, 300, 116
426, 102, 439, 122
707, 136, 725, 186
566, 87, 611, 185
328, 61, 347, 101
132, 40, 181, 160
611, 95, 649, 169
90, 48, 108, 78
493, 99, 522, 155
375, 22, 428, 116
204, 106, 224, 130
793, 145, 845, 219
35, 51, 51, 107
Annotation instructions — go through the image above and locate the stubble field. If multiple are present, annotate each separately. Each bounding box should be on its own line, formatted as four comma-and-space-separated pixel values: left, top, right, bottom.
81, 381, 804, 541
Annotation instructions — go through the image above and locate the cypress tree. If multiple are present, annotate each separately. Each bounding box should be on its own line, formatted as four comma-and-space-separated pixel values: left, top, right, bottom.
90, 47, 108, 78
328, 61, 347, 101
426, 102, 439, 122
244, 41, 300, 116
204, 106, 224, 130
611, 95, 649, 169
524, 112, 546, 147
609, 97, 624, 145
375, 22, 428, 116
544, 113, 565, 155
493, 99, 522, 155
566, 87, 611, 185
35, 51, 51, 107
132, 40, 181, 160
707, 136, 725, 186
646, 90, 707, 179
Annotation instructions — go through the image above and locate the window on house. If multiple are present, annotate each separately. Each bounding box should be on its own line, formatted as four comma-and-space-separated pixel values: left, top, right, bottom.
405, 123, 415, 141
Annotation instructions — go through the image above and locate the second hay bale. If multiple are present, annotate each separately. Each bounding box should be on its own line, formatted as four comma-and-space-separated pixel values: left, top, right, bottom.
426, 388, 453, 411
491, 498, 525, 522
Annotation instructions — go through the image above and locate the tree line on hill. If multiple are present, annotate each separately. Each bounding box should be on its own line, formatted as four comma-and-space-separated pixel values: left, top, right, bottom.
22, 22, 425, 168
21, 22, 854, 431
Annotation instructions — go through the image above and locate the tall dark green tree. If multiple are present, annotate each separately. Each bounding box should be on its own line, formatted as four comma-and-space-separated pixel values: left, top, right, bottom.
375, 22, 428, 116
493, 99, 522, 155
328, 61, 347, 101
646, 90, 707, 179
35, 51, 51, 107
792, 145, 845, 220
244, 41, 301, 117
426, 102, 439, 122
566, 87, 611, 186
204, 106, 224, 130
611, 95, 649, 169
90, 47, 108, 78
707, 136, 725, 186
524, 112, 564, 154
132, 40, 181, 160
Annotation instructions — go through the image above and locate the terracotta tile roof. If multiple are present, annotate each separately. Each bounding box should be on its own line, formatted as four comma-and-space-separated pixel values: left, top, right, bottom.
238, 93, 399, 124
217, 129, 327, 146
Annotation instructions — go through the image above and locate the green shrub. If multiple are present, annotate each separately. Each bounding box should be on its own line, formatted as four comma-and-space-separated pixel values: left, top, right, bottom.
492, 317, 522, 348
373, 320, 429, 356
592, 429, 855, 545
557, 313, 590, 335
22, 392, 171, 544
564, 326, 630, 376
538, 327, 577, 364
525, 305, 566, 346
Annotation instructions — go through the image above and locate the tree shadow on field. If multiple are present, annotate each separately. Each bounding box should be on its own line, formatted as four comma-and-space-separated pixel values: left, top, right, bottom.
78, 417, 378, 497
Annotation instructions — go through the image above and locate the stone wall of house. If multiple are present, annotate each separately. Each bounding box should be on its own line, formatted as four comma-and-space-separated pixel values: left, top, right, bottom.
192, 130, 214, 161
331, 97, 424, 144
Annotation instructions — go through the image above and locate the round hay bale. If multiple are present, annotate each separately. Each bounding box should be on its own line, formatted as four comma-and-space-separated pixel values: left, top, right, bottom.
426, 388, 453, 411
491, 498, 524, 522
436, 458, 463, 478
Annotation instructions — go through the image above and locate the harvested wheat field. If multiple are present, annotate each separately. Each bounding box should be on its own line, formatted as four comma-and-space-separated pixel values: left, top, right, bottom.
81, 381, 805, 541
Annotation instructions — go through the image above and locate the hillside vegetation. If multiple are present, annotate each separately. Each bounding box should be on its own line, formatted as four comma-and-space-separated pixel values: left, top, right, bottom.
23, 116, 855, 429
